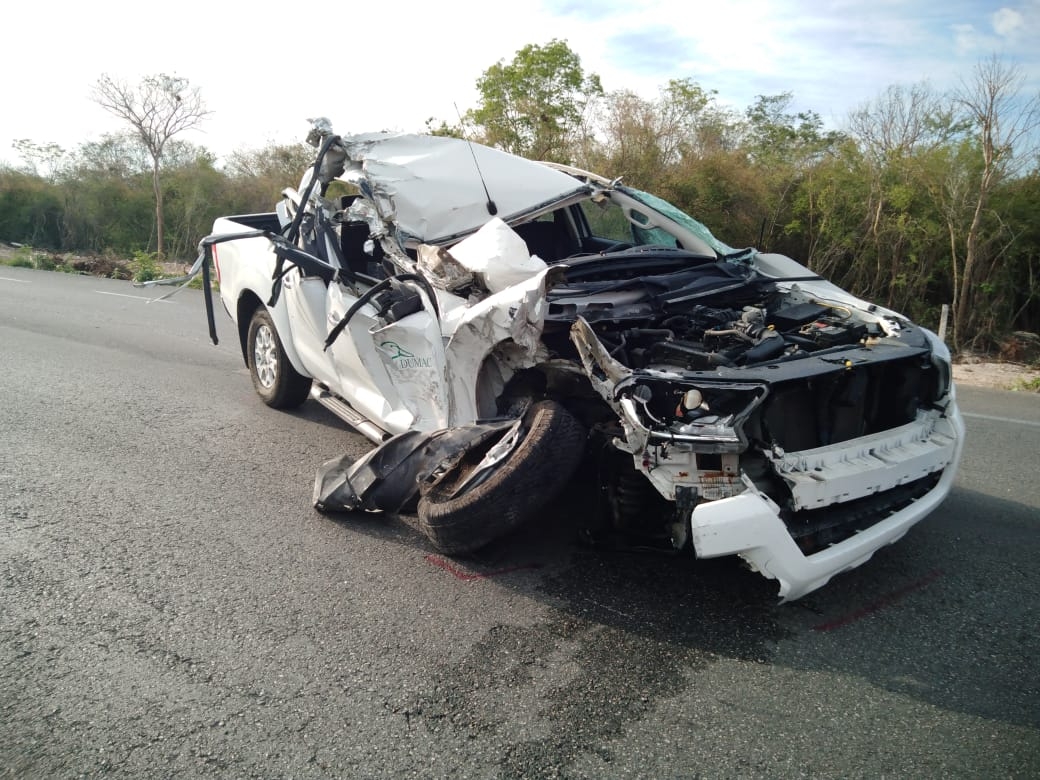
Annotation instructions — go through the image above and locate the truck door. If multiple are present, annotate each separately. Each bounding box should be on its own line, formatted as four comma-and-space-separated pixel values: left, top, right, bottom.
324, 279, 450, 435
280, 267, 339, 387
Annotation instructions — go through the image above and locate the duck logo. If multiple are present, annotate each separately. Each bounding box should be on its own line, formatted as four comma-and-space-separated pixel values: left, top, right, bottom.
380, 341, 432, 369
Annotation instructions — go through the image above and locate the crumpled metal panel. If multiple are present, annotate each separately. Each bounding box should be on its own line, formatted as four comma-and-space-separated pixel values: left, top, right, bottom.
337, 133, 590, 244
447, 217, 548, 295
443, 268, 553, 424
417, 244, 473, 293
691, 407, 965, 601
313, 421, 515, 514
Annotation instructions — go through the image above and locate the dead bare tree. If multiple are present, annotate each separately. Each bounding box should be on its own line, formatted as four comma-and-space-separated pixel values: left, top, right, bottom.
951, 55, 1040, 345
92, 74, 211, 258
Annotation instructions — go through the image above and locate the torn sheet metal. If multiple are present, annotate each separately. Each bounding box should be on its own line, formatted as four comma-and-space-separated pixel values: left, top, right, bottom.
447, 217, 548, 295
443, 268, 552, 424
417, 244, 474, 293
343, 197, 388, 241
570, 316, 633, 397
689, 423, 966, 602
313, 420, 515, 514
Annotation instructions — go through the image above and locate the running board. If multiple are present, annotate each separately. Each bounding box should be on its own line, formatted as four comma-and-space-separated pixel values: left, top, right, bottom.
310, 387, 390, 444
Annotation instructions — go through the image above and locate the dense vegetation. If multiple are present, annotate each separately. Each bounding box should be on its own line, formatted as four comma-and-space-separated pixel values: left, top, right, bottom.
3, 45, 1038, 350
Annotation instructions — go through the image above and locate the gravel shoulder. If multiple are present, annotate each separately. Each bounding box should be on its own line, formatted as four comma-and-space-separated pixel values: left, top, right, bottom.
953, 360, 1040, 391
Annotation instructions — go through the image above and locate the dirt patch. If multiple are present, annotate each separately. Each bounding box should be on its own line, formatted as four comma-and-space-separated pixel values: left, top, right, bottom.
953, 360, 1040, 391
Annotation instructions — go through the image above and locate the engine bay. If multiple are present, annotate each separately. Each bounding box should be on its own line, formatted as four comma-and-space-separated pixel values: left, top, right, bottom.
544, 250, 892, 373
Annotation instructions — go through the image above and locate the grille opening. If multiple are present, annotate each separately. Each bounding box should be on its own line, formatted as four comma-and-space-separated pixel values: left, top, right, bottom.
757, 357, 937, 451
779, 472, 942, 555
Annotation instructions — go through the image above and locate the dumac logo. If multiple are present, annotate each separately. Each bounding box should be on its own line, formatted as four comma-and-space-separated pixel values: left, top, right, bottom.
380, 341, 432, 369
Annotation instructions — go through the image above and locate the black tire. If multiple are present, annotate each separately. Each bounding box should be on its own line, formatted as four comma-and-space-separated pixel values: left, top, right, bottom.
416, 401, 586, 555
246, 307, 312, 408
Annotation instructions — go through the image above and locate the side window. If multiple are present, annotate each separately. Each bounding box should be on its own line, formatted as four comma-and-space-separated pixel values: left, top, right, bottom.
579, 200, 633, 243
577, 199, 677, 247
633, 224, 679, 247
626, 207, 677, 246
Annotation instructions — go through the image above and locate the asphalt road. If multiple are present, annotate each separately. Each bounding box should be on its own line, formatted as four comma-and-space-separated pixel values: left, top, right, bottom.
1, 267, 1038, 779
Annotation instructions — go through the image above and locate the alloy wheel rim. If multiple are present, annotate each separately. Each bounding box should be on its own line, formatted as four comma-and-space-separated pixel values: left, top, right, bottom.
254, 325, 278, 388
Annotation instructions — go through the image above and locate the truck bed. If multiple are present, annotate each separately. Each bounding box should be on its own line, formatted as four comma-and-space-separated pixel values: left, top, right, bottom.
221, 212, 281, 232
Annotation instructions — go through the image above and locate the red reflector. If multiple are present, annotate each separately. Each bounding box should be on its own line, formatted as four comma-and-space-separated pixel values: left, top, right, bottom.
211, 245, 222, 284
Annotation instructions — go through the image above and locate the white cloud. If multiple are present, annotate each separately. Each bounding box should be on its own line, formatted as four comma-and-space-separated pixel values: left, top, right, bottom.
992, 8, 1025, 36
952, 22, 983, 55
991, 1, 1040, 42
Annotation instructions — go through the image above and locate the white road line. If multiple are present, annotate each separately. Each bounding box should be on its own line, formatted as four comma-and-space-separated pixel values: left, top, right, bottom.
94, 290, 175, 304
962, 412, 1040, 429
0, 276, 30, 283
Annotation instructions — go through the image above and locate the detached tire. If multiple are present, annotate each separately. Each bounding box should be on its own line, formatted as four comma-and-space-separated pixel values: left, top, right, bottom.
417, 401, 586, 555
246, 308, 312, 409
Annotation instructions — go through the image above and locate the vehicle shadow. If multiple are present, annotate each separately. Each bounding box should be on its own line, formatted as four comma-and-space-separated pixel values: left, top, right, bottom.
781, 486, 1040, 729
283, 400, 366, 434
319, 474, 792, 774
322, 479, 1039, 768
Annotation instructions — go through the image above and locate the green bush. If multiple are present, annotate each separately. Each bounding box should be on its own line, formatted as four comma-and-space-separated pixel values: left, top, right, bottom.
1012, 376, 1040, 393
32, 253, 57, 271
5, 245, 36, 268
5, 246, 59, 270
129, 250, 162, 283
186, 273, 218, 291
9, 255, 34, 268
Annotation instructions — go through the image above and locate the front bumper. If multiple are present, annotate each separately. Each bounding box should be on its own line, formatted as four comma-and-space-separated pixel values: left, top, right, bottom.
689, 402, 966, 601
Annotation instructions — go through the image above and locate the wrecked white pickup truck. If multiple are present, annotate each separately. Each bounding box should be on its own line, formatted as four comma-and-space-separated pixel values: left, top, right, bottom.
168, 120, 964, 600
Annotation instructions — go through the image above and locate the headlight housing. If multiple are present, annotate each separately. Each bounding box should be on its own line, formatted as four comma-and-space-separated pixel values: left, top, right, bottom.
617, 377, 768, 453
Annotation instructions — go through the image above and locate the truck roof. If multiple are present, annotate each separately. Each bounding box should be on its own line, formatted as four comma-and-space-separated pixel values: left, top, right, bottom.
337, 133, 591, 244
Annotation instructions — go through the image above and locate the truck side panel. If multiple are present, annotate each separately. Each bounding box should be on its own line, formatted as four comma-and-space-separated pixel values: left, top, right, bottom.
211, 216, 312, 378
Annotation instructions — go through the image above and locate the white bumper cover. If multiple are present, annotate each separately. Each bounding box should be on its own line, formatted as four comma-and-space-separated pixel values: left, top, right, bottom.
690, 404, 966, 601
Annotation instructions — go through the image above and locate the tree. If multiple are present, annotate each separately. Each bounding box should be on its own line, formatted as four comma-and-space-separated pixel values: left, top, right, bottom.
423, 117, 465, 139
71, 132, 152, 179
0, 168, 63, 247
590, 79, 733, 187
92, 73, 211, 257
742, 93, 844, 251
468, 40, 602, 162
949, 55, 1040, 345
11, 139, 65, 179
162, 147, 226, 260
840, 84, 958, 309
224, 141, 316, 214
224, 141, 314, 184
58, 135, 154, 254
991, 171, 1040, 335
848, 83, 956, 162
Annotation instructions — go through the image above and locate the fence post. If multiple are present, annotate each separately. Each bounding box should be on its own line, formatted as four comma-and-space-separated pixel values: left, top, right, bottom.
937, 304, 950, 343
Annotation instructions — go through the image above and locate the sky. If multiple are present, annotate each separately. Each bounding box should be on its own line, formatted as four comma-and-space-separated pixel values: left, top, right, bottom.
2, 0, 1038, 168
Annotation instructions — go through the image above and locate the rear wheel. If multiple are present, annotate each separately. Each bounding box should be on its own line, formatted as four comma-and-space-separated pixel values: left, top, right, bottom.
416, 401, 586, 554
247, 308, 312, 408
